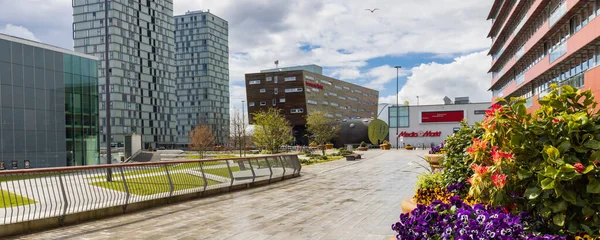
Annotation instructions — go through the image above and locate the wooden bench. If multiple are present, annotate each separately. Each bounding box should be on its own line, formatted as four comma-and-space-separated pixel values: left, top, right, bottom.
344, 153, 363, 161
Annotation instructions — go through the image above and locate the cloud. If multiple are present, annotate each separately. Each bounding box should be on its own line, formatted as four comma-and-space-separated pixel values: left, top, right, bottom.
0, 24, 39, 42
363, 65, 410, 90
379, 51, 492, 105
229, 84, 247, 113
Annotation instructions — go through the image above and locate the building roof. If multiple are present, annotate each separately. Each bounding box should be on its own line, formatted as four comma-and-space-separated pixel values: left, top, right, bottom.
0, 33, 98, 60
260, 64, 323, 75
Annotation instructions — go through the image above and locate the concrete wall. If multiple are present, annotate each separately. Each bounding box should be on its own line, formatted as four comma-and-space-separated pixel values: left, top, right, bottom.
388, 103, 490, 148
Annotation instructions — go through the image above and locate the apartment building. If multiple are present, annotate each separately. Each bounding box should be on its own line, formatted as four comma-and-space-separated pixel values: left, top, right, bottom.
72, 0, 177, 149
245, 65, 379, 145
174, 10, 230, 146
488, 0, 600, 110
0, 34, 100, 168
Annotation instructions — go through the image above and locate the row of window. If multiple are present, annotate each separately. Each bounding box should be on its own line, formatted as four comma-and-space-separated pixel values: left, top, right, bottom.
250, 75, 377, 98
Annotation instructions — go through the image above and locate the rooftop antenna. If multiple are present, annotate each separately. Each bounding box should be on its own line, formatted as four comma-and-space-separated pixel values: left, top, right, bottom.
274, 60, 279, 69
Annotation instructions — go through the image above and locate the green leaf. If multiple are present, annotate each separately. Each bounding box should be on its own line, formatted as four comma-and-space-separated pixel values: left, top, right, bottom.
589, 150, 600, 162
583, 206, 595, 217
541, 178, 555, 190
562, 190, 577, 205
524, 186, 542, 199
583, 165, 595, 174
553, 214, 565, 227
581, 224, 593, 235
517, 169, 533, 179
557, 140, 571, 153
584, 139, 600, 149
549, 200, 568, 213
587, 179, 600, 193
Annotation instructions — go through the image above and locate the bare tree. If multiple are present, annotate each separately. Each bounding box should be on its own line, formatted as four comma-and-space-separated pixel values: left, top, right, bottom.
188, 125, 216, 159
230, 109, 248, 157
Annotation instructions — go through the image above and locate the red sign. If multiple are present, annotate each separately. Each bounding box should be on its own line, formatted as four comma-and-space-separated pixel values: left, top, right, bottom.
306, 82, 324, 89
398, 131, 442, 138
421, 111, 464, 123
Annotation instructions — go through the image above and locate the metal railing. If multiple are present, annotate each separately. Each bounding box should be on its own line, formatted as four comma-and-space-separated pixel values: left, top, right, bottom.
0, 154, 301, 226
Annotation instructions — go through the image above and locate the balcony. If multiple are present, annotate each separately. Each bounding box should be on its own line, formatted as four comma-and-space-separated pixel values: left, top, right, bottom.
549, 1, 567, 27
516, 72, 525, 85
516, 45, 525, 59
549, 41, 567, 63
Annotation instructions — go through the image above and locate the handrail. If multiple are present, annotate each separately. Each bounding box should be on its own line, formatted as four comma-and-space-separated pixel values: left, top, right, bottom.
0, 153, 299, 175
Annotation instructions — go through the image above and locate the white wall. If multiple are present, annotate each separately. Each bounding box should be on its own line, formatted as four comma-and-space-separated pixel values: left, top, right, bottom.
389, 103, 490, 149
131, 133, 142, 154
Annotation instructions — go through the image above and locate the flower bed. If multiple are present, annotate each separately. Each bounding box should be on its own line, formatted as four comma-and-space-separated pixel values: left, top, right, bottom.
393, 85, 600, 239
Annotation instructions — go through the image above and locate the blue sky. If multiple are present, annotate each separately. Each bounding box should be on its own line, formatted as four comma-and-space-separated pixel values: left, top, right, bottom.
0, 0, 494, 110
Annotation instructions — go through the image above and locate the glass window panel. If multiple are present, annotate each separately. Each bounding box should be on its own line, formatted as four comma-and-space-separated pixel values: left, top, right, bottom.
81, 58, 90, 77
82, 76, 90, 95
73, 93, 82, 113
64, 73, 73, 93
22, 45, 34, 67
34, 68, 45, 89
26, 130, 37, 152
35, 109, 45, 130
44, 49, 54, 70
90, 59, 98, 78
36, 131, 46, 152
24, 109, 35, 130
54, 52, 64, 73
23, 66, 34, 88
11, 42, 23, 65
2, 130, 13, 152
12, 64, 23, 87
1, 107, 13, 129
0, 61, 11, 85
54, 71, 64, 91
13, 108, 24, 130
24, 87, 35, 109
44, 69, 54, 90
71, 56, 81, 76
73, 75, 81, 94
34, 47, 44, 69
13, 86, 24, 109
46, 110, 56, 131
13, 130, 25, 152
0, 39, 10, 62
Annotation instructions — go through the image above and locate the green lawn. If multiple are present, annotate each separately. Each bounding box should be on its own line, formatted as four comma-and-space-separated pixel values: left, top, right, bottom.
91, 162, 231, 179
91, 173, 219, 196
301, 155, 344, 166
203, 166, 241, 178
0, 190, 36, 208
0, 173, 59, 182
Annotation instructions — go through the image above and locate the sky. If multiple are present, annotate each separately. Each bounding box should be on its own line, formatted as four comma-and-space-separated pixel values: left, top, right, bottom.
0, 0, 494, 113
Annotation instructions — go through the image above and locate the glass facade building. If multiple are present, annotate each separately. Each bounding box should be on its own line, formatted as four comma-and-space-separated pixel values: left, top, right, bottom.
0, 34, 99, 168
73, 0, 177, 149
174, 11, 229, 145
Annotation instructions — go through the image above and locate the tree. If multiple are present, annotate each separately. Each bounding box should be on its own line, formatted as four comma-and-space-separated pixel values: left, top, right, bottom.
306, 111, 340, 155
230, 109, 248, 157
252, 108, 293, 153
188, 125, 215, 159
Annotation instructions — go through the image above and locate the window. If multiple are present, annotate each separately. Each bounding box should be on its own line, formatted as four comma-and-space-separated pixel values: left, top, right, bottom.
285, 88, 303, 93
328, 92, 337, 96
339, 96, 347, 100
335, 85, 343, 89
389, 106, 409, 128
322, 101, 329, 105
320, 80, 332, 85
305, 75, 314, 80
249, 80, 260, 85
260, 101, 266, 106
266, 76, 272, 81
260, 88, 266, 93
344, 86, 351, 91
284, 76, 296, 81
331, 102, 339, 107
307, 100, 318, 105
280, 98, 286, 103
290, 108, 304, 113
272, 99, 276, 106
274, 76, 278, 83
312, 88, 320, 92
274, 88, 278, 95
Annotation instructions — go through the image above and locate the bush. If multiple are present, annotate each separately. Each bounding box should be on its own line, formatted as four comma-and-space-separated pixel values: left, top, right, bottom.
336, 148, 353, 156
442, 121, 483, 197
360, 141, 367, 148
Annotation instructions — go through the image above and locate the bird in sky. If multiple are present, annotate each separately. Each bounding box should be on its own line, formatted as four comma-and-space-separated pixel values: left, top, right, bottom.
366, 8, 379, 13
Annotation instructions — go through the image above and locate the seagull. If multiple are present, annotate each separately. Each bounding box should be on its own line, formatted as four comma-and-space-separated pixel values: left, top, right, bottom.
366, 8, 379, 13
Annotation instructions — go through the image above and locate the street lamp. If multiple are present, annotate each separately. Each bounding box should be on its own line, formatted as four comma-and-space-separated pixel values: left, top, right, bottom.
394, 66, 402, 150
104, 0, 112, 181
241, 100, 246, 157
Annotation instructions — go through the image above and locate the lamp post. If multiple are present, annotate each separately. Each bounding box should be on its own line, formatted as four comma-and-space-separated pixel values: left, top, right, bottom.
104, 0, 112, 182
394, 66, 402, 150
241, 100, 246, 157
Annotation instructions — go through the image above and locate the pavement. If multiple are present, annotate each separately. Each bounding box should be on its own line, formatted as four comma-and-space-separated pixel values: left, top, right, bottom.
12, 149, 428, 240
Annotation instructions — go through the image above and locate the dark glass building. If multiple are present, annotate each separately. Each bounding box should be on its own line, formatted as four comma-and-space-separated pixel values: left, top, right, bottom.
0, 34, 100, 168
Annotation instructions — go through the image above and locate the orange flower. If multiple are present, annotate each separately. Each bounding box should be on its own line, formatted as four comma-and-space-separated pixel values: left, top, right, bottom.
471, 164, 489, 175
491, 172, 507, 188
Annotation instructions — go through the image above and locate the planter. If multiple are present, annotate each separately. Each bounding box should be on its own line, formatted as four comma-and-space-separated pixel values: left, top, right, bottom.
318, 145, 326, 150
380, 145, 391, 150
405, 146, 413, 150
357, 147, 368, 151
424, 153, 444, 171
401, 197, 417, 214
325, 144, 334, 150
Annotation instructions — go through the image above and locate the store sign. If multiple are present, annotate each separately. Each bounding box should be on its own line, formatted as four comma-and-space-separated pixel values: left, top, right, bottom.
398, 131, 442, 137
421, 111, 464, 123
306, 82, 324, 89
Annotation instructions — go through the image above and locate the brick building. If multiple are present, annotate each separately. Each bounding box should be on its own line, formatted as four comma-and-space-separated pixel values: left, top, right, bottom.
245, 65, 378, 145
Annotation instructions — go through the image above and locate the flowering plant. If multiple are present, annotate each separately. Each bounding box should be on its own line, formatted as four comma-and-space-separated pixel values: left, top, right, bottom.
429, 142, 445, 154
392, 197, 564, 239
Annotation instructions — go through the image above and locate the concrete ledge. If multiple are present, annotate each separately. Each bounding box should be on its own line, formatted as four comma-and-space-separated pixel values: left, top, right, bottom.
0, 174, 301, 238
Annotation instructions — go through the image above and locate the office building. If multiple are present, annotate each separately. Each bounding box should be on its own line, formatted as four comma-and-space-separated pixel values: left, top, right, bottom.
245, 65, 379, 145
174, 10, 230, 146
73, 0, 177, 149
0, 34, 100, 168
488, 0, 600, 110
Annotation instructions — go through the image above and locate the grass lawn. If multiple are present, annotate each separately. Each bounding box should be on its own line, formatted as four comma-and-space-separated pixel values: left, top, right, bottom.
91, 173, 219, 196
0, 190, 36, 208
203, 166, 241, 178
0, 173, 59, 182
91, 161, 231, 179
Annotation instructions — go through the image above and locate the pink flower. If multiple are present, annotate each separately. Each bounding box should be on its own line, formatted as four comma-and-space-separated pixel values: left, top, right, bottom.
574, 162, 585, 173
491, 172, 507, 188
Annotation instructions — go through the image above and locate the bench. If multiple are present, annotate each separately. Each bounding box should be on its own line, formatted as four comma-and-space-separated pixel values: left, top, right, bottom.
344, 153, 363, 161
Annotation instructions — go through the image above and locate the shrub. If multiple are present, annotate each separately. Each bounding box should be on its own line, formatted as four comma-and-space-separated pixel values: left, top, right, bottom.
360, 141, 367, 148
336, 148, 353, 156
442, 121, 484, 197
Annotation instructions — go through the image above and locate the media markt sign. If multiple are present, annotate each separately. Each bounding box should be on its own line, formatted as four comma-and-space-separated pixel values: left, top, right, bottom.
397, 131, 442, 137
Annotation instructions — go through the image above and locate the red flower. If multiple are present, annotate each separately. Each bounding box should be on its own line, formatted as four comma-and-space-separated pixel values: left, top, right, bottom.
594, 160, 599, 166
552, 118, 564, 124
471, 164, 489, 175
574, 162, 585, 173
491, 172, 507, 188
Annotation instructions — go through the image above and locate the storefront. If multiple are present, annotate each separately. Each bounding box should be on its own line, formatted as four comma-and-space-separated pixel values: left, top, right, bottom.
384, 102, 490, 149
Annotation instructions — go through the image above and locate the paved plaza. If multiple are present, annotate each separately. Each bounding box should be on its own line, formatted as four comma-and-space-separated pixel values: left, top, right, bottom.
12, 150, 427, 240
